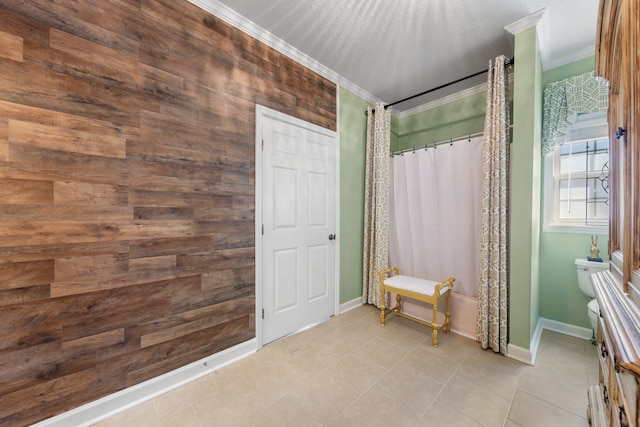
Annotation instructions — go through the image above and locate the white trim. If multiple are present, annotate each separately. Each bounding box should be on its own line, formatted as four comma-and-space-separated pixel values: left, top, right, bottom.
335, 89, 342, 318
507, 321, 542, 366
542, 223, 608, 235
255, 105, 265, 350
507, 343, 536, 366
543, 120, 610, 234
507, 319, 543, 365
339, 297, 364, 314
504, 8, 547, 36
33, 339, 257, 427
255, 105, 340, 349
187, 0, 380, 107
504, 8, 550, 70
538, 317, 593, 340
543, 46, 596, 72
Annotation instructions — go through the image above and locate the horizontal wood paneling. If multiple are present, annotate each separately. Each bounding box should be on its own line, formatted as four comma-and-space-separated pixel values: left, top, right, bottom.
0, 0, 336, 425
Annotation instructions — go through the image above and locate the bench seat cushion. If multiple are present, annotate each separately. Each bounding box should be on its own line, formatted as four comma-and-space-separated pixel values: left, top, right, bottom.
383, 275, 448, 297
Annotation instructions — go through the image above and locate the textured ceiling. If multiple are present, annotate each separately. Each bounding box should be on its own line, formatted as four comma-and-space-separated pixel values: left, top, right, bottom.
192, 0, 600, 114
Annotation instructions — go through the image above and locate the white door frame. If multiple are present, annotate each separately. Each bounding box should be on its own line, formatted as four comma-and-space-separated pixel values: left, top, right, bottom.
255, 104, 340, 349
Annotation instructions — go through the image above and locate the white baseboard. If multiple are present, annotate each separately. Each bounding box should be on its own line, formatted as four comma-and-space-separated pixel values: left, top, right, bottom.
507, 343, 535, 365
537, 317, 594, 340
33, 339, 257, 427
339, 297, 363, 314
507, 317, 593, 366
450, 328, 476, 341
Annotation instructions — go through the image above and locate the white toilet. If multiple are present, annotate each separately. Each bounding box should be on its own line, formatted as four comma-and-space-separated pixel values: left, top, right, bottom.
575, 258, 610, 339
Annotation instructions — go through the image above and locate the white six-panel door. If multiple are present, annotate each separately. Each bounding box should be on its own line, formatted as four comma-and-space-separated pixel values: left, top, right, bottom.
256, 106, 337, 346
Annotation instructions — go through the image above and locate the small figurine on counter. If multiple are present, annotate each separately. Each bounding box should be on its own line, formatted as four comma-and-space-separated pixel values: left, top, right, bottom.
588, 235, 603, 262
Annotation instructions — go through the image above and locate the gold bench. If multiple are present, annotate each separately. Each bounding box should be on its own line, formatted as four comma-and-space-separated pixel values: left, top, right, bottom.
378, 266, 455, 347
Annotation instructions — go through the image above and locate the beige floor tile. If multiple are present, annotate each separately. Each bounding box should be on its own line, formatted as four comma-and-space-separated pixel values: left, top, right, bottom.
326, 350, 389, 394
416, 399, 483, 426
283, 345, 345, 380
209, 354, 263, 389
91, 400, 157, 427
535, 331, 590, 372
287, 371, 361, 425
244, 393, 322, 427
456, 350, 525, 401
255, 338, 300, 364
379, 320, 430, 350
417, 332, 480, 362
284, 319, 333, 349
518, 365, 589, 418
156, 404, 199, 427
585, 344, 600, 385
298, 329, 365, 362
354, 335, 412, 370
191, 378, 275, 426
378, 362, 446, 411
152, 374, 217, 419
508, 390, 590, 427
437, 374, 511, 427
529, 339, 590, 383
331, 320, 379, 343
327, 383, 424, 427
92, 304, 601, 427
397, 345, 462, 383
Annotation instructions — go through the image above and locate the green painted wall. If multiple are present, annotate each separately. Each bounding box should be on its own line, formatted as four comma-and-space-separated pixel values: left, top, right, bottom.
538, 56, 609, 328
338, 88, 369, 303
539, 233, 608, 327
542, 56, 595, 88
509, 26, 542, 349
391, 114, 400, 152
396, 92, 487, 150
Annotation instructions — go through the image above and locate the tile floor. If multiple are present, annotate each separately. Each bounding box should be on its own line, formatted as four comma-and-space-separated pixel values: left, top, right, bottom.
93, 304, 598, 427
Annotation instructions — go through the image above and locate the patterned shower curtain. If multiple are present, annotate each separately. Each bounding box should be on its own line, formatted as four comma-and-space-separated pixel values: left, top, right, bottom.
477, 55, 510, 354
362, 103, 391, 306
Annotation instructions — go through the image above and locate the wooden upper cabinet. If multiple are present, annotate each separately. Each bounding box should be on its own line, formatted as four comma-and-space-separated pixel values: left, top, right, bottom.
595, 0, 640, 301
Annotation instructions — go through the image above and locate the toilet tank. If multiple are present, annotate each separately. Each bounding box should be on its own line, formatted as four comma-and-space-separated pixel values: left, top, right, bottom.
575, 258, 610, 298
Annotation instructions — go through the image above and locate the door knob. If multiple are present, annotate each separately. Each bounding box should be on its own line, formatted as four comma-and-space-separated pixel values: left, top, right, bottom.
328, 234, 336, 240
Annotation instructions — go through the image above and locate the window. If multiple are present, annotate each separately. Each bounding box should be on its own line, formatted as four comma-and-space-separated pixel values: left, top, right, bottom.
544, 114, 609, 233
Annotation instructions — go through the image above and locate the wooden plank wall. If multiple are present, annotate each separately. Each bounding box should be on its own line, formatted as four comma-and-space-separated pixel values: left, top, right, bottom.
0, 1, 336, 425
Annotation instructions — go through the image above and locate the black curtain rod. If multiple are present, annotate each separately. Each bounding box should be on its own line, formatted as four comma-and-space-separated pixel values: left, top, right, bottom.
390, 131, 484, 157
371, 57, 514, 112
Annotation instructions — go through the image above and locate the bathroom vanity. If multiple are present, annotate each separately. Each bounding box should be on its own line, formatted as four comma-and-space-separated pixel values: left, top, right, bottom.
589, 270, 640, 427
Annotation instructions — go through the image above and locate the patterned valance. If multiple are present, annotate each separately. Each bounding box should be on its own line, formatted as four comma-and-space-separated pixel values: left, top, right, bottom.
541, 72, 608, 155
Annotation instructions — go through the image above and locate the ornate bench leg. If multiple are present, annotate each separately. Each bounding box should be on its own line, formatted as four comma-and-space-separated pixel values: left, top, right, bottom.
380, 291, 386, 326
444, 292, 452, 334
430, 299, 441, 347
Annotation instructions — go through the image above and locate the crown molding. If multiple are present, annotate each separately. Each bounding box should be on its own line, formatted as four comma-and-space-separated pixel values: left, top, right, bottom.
543, 46, 595, 71
504, 8, 547, 36
504, 8, 556, 75
187, 0, 381, 107
395, 82, 487, 119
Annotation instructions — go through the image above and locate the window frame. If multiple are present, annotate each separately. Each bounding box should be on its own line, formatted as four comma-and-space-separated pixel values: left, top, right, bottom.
543, 113, 609, 234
